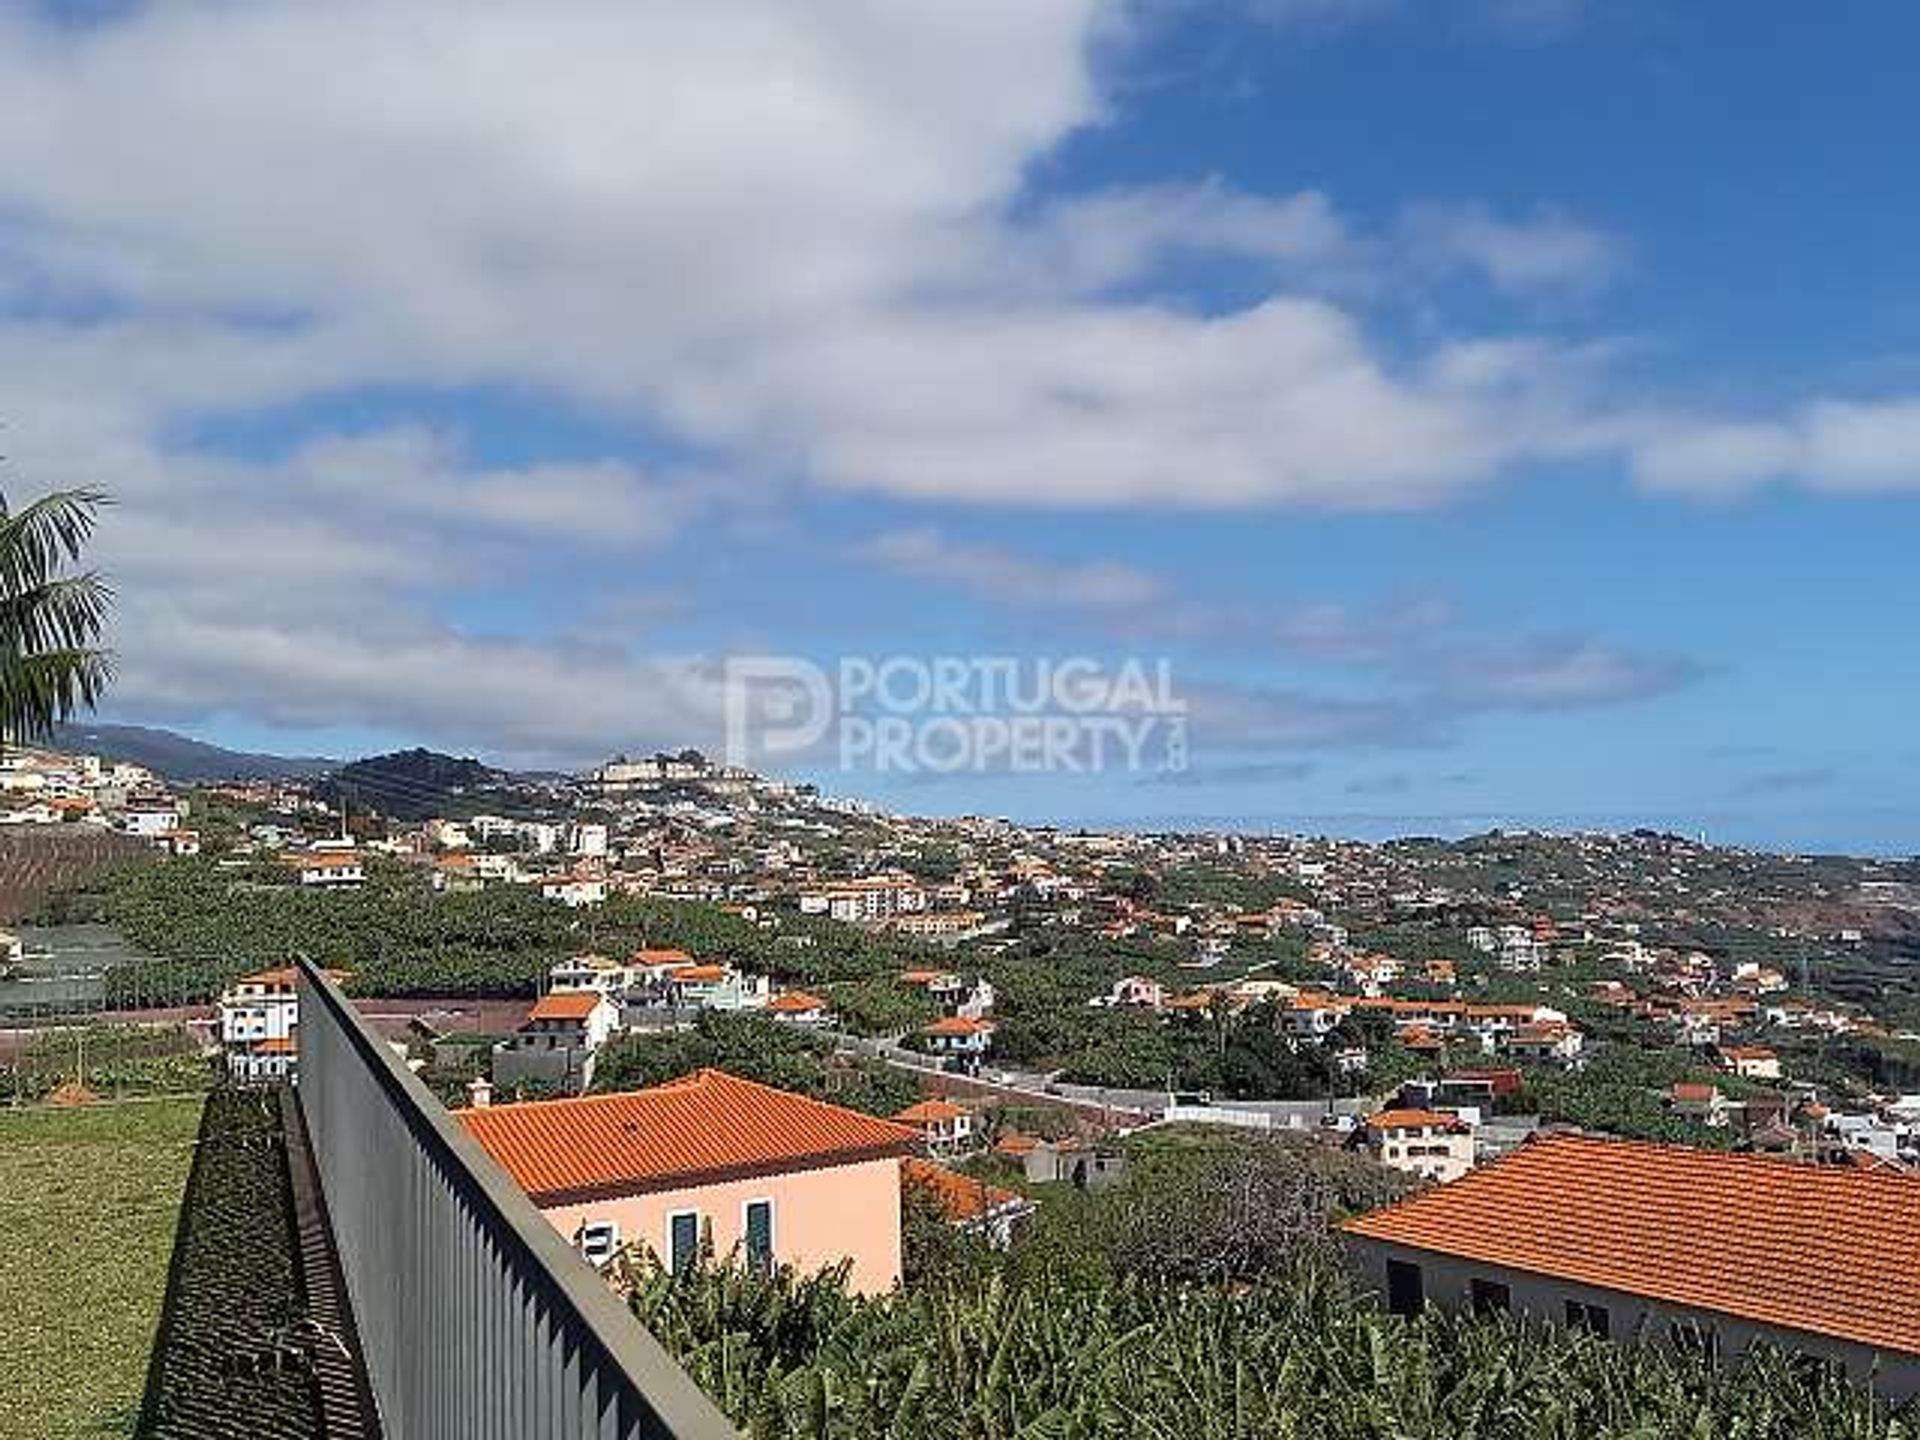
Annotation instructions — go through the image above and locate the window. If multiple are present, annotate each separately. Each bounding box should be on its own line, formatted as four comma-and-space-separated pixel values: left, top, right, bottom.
1386, 1259, 1424, 1316
668, 1211, 700, 1276
1469, 1278, 1511, 1316
744, 1199, 774, 1275
576, 1220, 620, 1267
1669, 1319, 1719, 1365
1564, 1299, 1610, 1338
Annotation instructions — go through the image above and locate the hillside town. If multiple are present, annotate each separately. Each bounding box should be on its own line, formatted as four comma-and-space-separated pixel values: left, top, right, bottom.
5, 734, 1919, 1436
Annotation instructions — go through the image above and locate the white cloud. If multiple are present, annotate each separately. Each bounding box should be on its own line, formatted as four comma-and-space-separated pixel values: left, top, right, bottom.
856, 528, 1165, 611
0, 1, 1885, 759
0, 1, 1628, 520
1399, 202, 1621, 294
1632, 398, 1920, 496
1007, 180, 1350, 295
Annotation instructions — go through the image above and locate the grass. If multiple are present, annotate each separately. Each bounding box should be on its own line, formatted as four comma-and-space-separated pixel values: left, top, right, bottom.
0, 1097, 204, 1440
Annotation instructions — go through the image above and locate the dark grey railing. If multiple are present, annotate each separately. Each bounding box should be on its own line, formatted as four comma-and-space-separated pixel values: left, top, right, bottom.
296, 958, 738, 1440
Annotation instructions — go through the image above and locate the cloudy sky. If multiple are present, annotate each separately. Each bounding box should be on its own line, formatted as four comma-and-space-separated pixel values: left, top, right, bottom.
3, 1, 1917, 851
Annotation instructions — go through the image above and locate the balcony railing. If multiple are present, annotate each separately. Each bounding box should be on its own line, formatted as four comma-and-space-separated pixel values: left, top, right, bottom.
296, 957, 738, 1440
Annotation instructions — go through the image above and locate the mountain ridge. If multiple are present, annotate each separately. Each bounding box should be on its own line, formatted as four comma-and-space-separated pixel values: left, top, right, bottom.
50, 722, 338, 783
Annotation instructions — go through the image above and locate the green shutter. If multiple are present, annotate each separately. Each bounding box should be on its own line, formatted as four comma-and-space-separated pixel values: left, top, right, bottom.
745, 1200, 773, 1274
669, 1212, 699, 1275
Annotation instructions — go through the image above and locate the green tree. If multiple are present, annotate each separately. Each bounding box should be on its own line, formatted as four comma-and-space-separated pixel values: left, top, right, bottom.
0, 486, 112, 748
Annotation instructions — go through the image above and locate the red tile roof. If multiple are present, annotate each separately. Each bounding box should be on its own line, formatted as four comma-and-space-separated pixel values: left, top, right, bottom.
457, 1069, 915, 1202
526, 992, 606, 1023
894, 1099, 968, 1124
924, 1016, 993, 1037
669, 963, 728, 982
901, 1158, 1031, 1225
768, 991, 828, 1013
1367, 1108, 1467, 1133
1344, 1134, 1920, 1357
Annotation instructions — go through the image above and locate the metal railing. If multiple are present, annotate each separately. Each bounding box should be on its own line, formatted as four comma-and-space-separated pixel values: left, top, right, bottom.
296, 958, 738, 1440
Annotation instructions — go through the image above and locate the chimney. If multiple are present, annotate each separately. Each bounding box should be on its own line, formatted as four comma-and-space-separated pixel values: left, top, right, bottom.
466, 1075, 493, 1109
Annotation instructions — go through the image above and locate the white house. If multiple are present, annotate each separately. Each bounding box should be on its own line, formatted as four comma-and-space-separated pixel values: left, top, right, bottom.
892, 1098, 975, 1157
541, 875, 607, 907
549, 953, 637, 996
491, 991, 621, 1094
283, 847, 366, 888
923, 1016, 995, 1068
767, 991, 832, 1026
1096, 975, 1168, 1011
1357, 1108, 1475, 1185
217, 965, 346, 1081
1720, 1045, 1782, 1081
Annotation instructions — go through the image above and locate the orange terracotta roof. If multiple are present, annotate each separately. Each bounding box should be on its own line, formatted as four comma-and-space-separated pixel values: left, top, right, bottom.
994, 1132, 1040, 1157
526, 992, 606, 1023
894, 1099, 969, 1123
1344, 1134, 1920, 1358
255, 1036, 298, 1054
768, 991, 827, 1013
901, 1158, 1031, 1225
1367, 1108, 1466, 1132
235, 967, 297, 987
634, 948, 694, 965
283, 851, 361, 869
924, 1016, 993, 1036
457, 1069, 914, 1201
1670, 1082, 1719, 1103
669, 963, 729, 982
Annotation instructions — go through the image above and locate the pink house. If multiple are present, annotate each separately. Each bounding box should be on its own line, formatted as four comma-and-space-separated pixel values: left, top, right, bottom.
456, 1068, 914, 1294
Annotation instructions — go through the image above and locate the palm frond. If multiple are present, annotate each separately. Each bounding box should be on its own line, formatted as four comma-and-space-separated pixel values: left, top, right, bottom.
0, 488, 111, 596
0, 646, 114, 744
0, 572, 114, 653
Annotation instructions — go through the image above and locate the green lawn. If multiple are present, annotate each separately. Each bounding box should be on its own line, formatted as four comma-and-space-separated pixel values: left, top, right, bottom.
0, 1098, 203, 1440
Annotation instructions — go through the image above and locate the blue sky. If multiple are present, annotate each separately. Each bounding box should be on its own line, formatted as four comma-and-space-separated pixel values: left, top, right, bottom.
2, 2, 1916, 852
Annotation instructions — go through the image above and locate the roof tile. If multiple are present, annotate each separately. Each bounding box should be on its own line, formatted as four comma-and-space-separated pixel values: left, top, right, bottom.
1344, 1133, 1920, 1356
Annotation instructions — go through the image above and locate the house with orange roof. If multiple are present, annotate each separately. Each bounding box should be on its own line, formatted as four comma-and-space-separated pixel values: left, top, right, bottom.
923, 1015, 995, 1071
901, 1157, 1035, 1246
767, 991, 831, 1027
1355, 1108, 1475, 1184
1343, 1134, 1920, 1395
281, 846, 365, 888
457, 1069, 915, 1291
548, 952, 638, 996
661, 961, 771, 1012
893, 1097, 975, 1157
1282, 992, 1350, 1040
993, 1131, 1040, 1160
217, 965, 349, 1081
490, 990, 621, 1094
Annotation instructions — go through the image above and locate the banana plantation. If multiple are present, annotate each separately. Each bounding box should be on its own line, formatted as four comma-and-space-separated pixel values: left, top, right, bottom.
627, 1256, 1916, 1440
